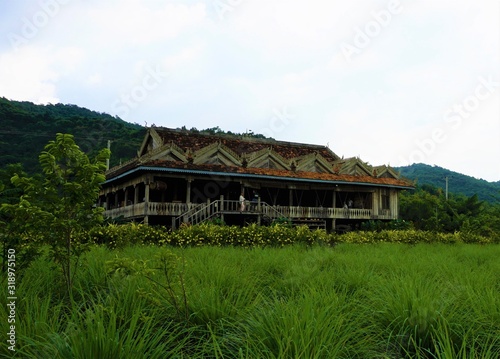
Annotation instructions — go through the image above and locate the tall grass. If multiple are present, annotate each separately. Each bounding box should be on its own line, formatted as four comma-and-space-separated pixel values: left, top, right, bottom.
1, 243, 498, 358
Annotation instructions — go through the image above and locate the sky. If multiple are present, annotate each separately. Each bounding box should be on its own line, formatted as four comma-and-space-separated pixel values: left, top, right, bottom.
0, 0, 499, 182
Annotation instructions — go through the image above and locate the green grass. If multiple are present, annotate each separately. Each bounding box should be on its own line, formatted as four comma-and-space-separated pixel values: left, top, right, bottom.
1, 243, 499, 358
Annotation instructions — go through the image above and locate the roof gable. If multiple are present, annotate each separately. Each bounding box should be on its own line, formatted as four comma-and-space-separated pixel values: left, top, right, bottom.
138, 128, 163, 157
294, 153, 334, 174
335, 157, 373, 176
246, 148, 291, 170
193, 142, 243, 167
106, 127, 411, 187
373, 165, 399, 179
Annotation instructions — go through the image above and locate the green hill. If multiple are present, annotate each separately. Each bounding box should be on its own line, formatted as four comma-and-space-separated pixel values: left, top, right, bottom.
0, 97, 146, 172
395, 163, 500, 203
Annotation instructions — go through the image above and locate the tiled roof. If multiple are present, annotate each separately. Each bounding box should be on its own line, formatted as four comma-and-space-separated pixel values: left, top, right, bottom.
105, 127, 414, 188
154, 127, 339, 162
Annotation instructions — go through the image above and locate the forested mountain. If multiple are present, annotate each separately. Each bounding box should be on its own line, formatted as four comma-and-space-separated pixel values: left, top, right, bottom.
0, 98, 276, 174
0, 97, 145, 172
395, 163, 500, 203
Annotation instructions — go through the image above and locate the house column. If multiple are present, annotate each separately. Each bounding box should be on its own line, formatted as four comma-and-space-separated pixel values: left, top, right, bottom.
144, 183, 150, 225
124, 187, 130, 206
186, 177, 192, 204
104, 193, 109, 210
144, 183, 150, 202
289, 187, 294, 206
391, 190, 398, 219
134, 184, 139, 204
372, 190, 379, 217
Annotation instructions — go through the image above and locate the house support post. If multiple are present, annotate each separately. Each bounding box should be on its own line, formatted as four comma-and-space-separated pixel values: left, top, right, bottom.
124, 187, 129, 206
372, 191, 379, 218
257, 197, 261, 225
391, 190, 398, 219
144, 183, 150, 225
134, 185, 139, 204
186, 178, 192, 204
219, 195, 224, 223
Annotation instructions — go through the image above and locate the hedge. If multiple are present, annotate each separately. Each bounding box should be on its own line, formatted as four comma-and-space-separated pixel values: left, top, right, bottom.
88, 223, 499, 249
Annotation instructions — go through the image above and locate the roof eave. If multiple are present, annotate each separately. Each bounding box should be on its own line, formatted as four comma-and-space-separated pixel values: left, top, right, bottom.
104, 166, 415, 190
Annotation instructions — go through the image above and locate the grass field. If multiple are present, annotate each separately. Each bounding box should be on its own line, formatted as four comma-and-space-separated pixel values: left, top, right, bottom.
1, 243, 499, 358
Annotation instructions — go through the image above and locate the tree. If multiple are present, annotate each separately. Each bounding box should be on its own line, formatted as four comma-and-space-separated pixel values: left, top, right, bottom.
400, 188, 442, 231
1, 133, 110, 298
0, 163, 42, 273
399, 184, 499, 237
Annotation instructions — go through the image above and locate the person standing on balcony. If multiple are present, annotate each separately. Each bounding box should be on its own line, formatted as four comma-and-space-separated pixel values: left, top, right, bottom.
343, 202, 350, 218
239, 192, 246, 212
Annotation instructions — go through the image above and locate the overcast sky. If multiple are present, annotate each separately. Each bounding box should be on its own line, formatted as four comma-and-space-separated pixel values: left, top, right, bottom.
1, 0, 499, 181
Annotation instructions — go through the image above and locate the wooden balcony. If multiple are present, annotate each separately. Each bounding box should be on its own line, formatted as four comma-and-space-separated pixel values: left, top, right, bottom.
104, 202, 202, 218
104, 200, 395, 222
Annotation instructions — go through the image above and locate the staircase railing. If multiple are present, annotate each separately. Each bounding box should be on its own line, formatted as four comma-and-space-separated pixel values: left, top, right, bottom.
172, 199, 291, 229
172, 202, 207, 229
258, 202, 288, 220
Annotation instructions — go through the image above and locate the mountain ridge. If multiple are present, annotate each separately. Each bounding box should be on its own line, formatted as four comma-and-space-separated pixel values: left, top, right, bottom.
0, 97, 146, 171
395, 163, 500, 203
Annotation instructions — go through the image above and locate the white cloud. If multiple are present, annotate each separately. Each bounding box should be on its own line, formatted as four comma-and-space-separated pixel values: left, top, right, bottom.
0, 0, 498, 181
0, 46, 59, 103
86, 74, 102, 86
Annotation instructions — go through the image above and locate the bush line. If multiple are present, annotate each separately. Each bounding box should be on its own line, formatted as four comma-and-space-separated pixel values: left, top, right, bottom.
89, 223, 499, 249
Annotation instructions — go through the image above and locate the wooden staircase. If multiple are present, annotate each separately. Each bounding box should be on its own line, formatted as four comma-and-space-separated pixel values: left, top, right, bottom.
172, 200, 288, 229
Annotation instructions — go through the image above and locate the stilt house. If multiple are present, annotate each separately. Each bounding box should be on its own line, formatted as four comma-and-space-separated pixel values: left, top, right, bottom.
99, 127, 414, 231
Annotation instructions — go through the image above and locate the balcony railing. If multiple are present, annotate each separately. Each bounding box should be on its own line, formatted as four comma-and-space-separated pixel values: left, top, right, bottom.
104, 201, 394, 221
275, 206, 373, 219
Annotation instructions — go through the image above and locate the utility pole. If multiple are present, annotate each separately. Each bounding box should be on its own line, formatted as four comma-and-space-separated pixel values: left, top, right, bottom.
106, 140, 111, 170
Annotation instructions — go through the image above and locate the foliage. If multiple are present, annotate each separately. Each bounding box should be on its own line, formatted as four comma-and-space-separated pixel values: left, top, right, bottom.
1, 134, 109, 297
100, 222, 332, 248
396, 163, 500, 203
400, 184, 500, 235
360, 219, 413, 231
0, 97, 145, 171
105, 247, 189, 322
85, 222, 498, 249
0, 164, 44, 273
1, 243, 498, 358
179, 125, 271, 140
0, 164, 26, 205
271, 216, 292, 227
0, 98, 279, 175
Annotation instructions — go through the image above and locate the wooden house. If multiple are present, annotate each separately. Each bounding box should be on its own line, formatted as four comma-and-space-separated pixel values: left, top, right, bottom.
99, 127, 414, 231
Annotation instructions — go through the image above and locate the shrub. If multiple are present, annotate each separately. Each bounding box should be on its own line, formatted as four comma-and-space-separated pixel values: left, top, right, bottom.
88, 223, 496, 248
